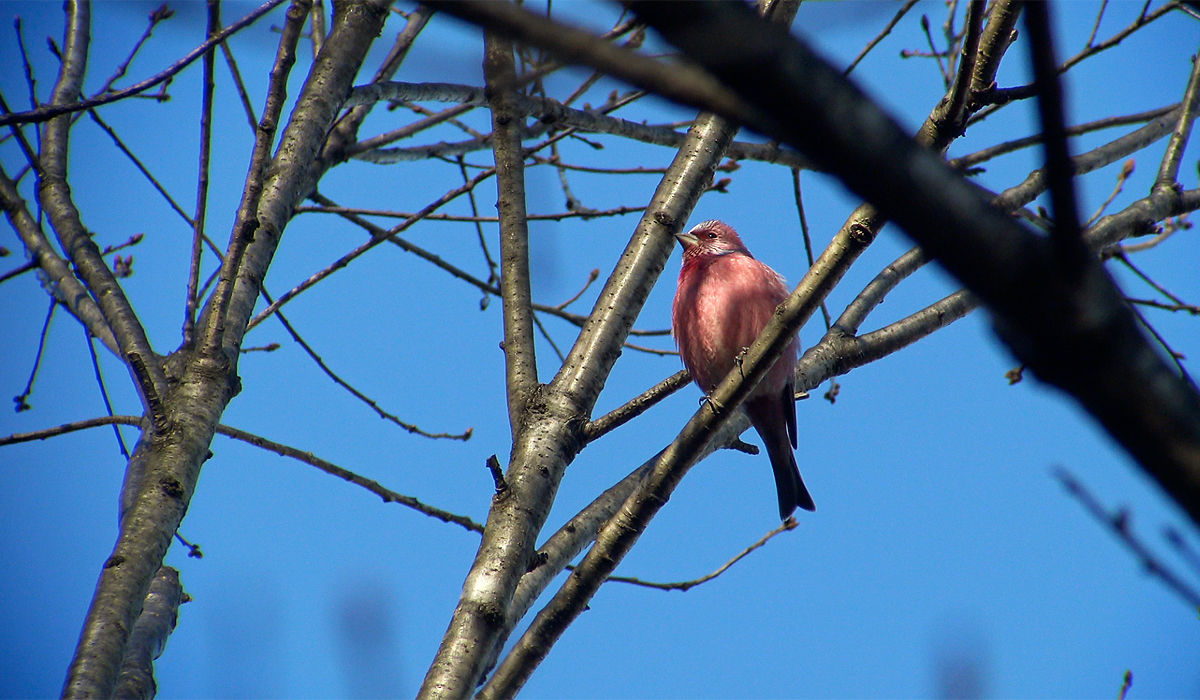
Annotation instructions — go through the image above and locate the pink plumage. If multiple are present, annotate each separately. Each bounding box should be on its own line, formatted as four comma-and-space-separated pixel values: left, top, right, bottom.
671, 220, 815, 518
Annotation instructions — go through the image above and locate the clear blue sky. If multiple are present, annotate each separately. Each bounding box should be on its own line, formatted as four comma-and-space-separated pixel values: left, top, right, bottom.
2, 1, 1199, 698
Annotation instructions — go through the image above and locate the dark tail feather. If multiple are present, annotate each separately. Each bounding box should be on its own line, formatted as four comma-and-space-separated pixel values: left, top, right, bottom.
765, 436, 816, 518
746, 397, 815, 519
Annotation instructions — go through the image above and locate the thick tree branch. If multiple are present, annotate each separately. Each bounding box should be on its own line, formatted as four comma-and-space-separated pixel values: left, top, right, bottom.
320, 4, 434, 165
486, 33, 540, 433
421, 0, 756, 128
110, 566, 183, 700
1024, 3, 1088, 268
38, 0, 170, 424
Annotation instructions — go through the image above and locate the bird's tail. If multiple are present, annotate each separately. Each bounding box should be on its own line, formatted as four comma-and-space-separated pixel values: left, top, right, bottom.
746, 397, 816, 519
764, 434, 816, 518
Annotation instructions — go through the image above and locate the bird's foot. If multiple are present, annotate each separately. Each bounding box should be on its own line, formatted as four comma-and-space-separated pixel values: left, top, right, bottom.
699, 394, 725, 414
734, 347, 750, 377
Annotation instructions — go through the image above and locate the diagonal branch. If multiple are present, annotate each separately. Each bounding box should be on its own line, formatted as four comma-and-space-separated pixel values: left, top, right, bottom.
0, 165, 119, 355
1153, 30, 1200, 189
0, 414, 484, 532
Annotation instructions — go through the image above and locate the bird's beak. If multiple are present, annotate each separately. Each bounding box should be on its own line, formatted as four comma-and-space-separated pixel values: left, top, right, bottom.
674, 231, 699, 250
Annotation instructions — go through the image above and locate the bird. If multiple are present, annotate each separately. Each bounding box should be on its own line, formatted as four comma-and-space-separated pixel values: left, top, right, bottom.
671, 219, 815, 519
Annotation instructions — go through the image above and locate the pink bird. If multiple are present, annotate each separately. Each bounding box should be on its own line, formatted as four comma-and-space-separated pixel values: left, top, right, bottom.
672, 219, 815, 519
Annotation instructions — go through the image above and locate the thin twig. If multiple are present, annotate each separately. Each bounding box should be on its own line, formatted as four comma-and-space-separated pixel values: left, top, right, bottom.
844, 0, 919, 75
457, 155, 499, 310
792, 169, 831, 330
0, 259, 37, 285
1112, 251, 1189, 307
293, 202, 645, 223
1085, 159, 1134, 228
247, 168, 499, 330
0, 415, 484, 533
264, 296, 473, 440
1118, 670, 1133, 700
1052, 466, 1200, 610
220, 40, 259, 130
85, 109, 194, 226
0, 0, 288, 127
555, 269, 599, 310
12, 299, 55, 413
186, 0, 220, 346
1085, 0, 1110, 48
93, 3, 175, 97
84, 327, 130, 460
598, 519, 798, 591
1126, 297, 1200, 315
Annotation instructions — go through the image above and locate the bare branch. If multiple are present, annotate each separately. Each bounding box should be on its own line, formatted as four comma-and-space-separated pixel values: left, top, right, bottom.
201, 0, 309, 358
184, 0, 221, 346
1154, 30, 1200, 188
993, 105, 1181, 212
213, 422, 484, 532
603, 519, 797, 591
346, 81, 813, 169
1053, 466, 1200, 609
582, 370, 690, 443
111, 566, 183, 700
486, 32, 540, 433
0, 165, 120, 354
0, 416, 484, 533
844, 0, 920, 75
265, 297, 473, 440
420, 0, 758, 128
1026, 2, 1091, 272
245, 167, 497, 330
38, 0, 171, 423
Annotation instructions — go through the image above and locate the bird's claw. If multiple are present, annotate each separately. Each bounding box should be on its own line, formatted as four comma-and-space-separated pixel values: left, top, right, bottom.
700, 394, 726, 414
734, 347, 750, 377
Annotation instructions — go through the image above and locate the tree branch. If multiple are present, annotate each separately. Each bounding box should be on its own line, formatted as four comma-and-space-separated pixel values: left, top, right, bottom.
485, 33, 540, 434
37, 0, 170, 422
200, 0, 309, 357
1153, 29, 1200, 189
0, 165, 120, 355
0, 415, 484, 532
110, 566, 184, 700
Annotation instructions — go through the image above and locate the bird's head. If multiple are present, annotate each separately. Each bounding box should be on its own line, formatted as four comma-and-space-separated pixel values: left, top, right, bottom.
675, 220, 751, 263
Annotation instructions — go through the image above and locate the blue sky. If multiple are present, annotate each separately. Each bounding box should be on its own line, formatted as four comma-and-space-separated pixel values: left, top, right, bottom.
2, 1, 1199, 698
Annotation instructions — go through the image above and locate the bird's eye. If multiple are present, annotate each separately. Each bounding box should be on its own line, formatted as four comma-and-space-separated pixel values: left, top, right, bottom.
706, 231, 718, 239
